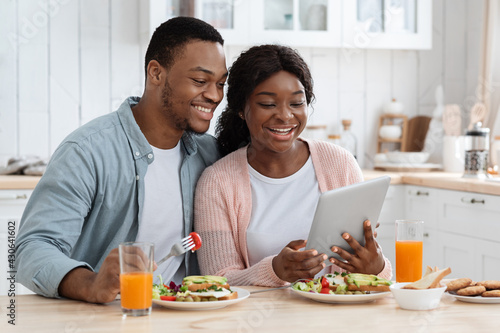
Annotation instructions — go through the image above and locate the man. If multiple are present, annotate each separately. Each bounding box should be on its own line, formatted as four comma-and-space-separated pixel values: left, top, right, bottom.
15, 17, 228, 303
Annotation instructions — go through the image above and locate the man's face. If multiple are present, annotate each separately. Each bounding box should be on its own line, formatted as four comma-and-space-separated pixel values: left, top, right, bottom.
161, 41, 227, 134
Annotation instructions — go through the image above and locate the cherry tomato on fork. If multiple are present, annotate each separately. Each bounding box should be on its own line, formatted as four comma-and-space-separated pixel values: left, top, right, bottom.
189, 232, 202, 251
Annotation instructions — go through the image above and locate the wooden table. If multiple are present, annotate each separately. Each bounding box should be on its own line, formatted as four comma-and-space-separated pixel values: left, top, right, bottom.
1, 286, 499, 332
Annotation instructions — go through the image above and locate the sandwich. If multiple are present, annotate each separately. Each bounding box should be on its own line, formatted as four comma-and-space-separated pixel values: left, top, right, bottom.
178, 275, 238, 301
343, 273, 392, 292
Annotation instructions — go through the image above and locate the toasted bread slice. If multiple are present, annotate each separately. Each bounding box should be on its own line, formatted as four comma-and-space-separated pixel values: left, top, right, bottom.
218, 291, 238, 300
347, 284, 391, 292
402, 267, 451, 289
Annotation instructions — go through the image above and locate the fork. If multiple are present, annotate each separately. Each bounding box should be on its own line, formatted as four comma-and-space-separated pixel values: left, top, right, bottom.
156, 235, 196, 266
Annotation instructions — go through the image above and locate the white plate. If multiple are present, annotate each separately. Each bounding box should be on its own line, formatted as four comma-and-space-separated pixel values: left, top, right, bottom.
291, 289, 391, 304
374, 163, 442, 172
152, 287, 249, 310
446, 292, 500, 304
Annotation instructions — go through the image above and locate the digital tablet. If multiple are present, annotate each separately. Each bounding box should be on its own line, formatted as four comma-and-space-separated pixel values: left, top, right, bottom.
305, 176, 390, 265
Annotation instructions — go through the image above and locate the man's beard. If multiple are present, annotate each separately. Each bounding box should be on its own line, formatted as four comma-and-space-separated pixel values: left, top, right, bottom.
161, 81, 207, 135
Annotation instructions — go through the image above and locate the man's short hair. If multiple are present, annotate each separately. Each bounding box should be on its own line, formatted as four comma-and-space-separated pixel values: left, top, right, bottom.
144, 16, 224, 76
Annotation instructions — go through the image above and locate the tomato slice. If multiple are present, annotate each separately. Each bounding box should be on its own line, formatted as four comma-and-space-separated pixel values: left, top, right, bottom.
189, 232, 202, 251
320, 287, 330, 294
160, 295, 176, 301
321, 277, 329, 288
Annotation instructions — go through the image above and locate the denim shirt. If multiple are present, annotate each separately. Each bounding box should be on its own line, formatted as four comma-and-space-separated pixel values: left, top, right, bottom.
15, 97, 220, 298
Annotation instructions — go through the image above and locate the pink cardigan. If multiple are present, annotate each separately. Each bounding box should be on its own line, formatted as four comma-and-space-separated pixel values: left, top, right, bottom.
194, 139, 393, 286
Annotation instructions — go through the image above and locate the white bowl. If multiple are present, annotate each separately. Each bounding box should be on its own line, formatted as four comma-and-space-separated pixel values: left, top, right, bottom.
386, 152, 430, 164
390, 283, 446, 310
379, 125, 402, 139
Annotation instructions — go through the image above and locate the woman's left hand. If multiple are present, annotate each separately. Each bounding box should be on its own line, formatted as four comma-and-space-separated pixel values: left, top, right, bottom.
328, 220, 385, 275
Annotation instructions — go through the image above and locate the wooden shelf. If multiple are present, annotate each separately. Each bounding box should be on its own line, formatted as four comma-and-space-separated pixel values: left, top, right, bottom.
377, 114, 408, 153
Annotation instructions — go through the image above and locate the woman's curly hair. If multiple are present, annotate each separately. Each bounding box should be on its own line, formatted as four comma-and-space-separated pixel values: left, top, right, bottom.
216, 45, 315, 156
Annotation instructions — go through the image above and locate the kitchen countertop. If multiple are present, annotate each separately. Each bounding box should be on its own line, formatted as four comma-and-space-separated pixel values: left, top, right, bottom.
2, 171, 500, 196
0, 175, 40, 190
363, 170, 500, 196
2, 286, 499, 332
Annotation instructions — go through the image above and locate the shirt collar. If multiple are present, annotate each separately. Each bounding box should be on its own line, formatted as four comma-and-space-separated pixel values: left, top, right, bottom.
116, 97, 199, 159
116, 97, 152, 160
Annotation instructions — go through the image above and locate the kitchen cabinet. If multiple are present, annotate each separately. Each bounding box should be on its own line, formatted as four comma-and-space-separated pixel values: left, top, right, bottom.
248, 0, 342, 47
377, 183, 500, 281
376, 184, 404, 277
342, 0, 432, 49
0, 190, 34, 296
404, 185, 440, 273
144, 0, 430, 49
438, 188, 500, 280
154, 0, 342, 47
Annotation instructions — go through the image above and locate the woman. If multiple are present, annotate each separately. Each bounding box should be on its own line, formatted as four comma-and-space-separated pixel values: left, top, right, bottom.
194, 45, 392, 286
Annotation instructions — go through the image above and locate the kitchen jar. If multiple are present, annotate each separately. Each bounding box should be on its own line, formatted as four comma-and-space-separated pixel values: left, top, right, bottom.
463, 122, 490, 178
491, 136, 500, 174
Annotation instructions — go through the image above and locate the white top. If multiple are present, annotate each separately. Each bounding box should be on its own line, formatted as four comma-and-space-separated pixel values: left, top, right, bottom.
135, 144, 185, 284
246, 156, 322, 267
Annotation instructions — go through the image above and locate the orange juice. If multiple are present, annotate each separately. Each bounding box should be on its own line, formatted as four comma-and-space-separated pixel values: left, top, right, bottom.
120, 272, 153, 310
395, 240, 423, 282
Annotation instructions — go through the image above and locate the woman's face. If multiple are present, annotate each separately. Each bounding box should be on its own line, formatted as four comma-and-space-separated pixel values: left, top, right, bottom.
243, 70, 308, 154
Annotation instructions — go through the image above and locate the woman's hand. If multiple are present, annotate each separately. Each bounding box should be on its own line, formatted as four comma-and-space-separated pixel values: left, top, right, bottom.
328, 220, 385, 275
272, 240, 327, 283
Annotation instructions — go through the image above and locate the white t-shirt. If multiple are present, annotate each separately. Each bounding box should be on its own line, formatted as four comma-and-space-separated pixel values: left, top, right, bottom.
246, 156, 322, 267
135, 144, 185, 284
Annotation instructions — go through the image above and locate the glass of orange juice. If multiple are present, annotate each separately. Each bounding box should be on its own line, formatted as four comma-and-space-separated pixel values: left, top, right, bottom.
395, 220, 423, 283
119, 242, 154, 316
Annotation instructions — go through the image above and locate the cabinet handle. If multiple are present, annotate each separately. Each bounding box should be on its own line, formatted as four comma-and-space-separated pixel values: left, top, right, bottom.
416, 191, 429, 196
0, 194, 28, 200
461, 197, 485, 204
423, 233, 430, 237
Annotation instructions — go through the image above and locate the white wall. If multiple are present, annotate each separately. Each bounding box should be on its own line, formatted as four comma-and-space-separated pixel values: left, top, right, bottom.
0, 0, 484, 168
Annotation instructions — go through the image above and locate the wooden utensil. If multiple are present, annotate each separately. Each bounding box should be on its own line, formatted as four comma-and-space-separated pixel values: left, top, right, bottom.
403, 116, 432, 152
442, 104, 462, 136
468, 102, 486, 130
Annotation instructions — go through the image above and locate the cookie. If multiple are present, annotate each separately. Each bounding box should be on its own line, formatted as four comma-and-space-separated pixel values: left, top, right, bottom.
446, 278, 472, 291
477, 280, 500, 290
456, 285, 486, 296
481, 290, 500, 297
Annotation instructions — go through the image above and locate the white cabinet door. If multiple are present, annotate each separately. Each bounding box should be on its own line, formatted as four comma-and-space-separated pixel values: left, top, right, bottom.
438, 232, 477, 281
249, 0, 342, 47
342, 0, 432, 49
439, 189, 500, 243
405, 185, 439, 228
376, 184, 405, 277
475, 239, 500, 281
143, 0, 251, 45
404, 185, 440, 274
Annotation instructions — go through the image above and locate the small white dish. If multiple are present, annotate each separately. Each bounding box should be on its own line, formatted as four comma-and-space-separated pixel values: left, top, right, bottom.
386, 151, 430, 164
390, 283, 446, 310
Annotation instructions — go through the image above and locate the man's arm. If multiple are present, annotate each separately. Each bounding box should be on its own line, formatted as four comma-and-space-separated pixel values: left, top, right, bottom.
58, 249, 121, 303
15, 142, 97, 298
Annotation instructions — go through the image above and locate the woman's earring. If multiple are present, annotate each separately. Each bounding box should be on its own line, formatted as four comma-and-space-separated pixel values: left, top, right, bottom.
239, 112, 244, 120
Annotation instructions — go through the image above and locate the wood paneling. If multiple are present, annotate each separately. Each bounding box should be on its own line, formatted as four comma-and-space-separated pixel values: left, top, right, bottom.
0, 0, 485, 170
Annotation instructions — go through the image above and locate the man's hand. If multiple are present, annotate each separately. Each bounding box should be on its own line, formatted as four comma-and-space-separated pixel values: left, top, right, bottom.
328, 220, 385, 275
59, 248, 121, 303
272, 240, 327, 283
